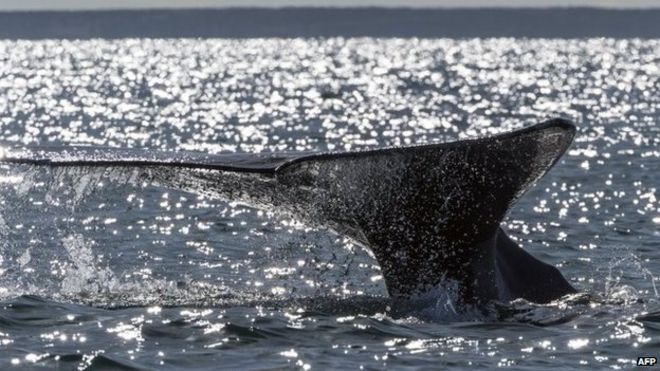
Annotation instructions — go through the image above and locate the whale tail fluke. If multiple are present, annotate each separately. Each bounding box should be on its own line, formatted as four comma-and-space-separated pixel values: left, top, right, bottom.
494, 229, 577, 303
273, 118, 577, 303
0, 118, 578, 305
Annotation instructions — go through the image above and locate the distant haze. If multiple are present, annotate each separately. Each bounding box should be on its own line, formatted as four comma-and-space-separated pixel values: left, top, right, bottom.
1, 0, 659, 11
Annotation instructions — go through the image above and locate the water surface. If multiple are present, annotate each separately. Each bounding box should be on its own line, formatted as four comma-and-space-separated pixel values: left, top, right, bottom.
0, 38, 658, 369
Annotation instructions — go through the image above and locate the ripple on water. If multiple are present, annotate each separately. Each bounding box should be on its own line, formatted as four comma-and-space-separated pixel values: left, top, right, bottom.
0, 38, 657, 369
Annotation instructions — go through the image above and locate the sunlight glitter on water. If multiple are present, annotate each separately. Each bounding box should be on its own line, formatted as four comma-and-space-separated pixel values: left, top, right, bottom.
0, 37, 657, 369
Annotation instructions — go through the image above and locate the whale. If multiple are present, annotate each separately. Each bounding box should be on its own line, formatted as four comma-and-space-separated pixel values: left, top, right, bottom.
0, 118, 577, 305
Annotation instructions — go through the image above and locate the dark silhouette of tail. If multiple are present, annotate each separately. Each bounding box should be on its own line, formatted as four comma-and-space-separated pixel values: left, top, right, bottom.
0, 118, 578, 304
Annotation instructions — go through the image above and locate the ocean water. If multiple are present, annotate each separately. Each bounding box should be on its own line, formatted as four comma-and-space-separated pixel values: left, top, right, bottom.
0, 38, 657, 369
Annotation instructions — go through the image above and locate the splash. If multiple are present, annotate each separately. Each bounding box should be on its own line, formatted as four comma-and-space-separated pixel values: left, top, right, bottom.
389, 279, 496, 322
59, 234, 118, 298
602, 252, 659, 304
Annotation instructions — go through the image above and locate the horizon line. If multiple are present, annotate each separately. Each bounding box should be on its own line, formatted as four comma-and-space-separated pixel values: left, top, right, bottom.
1, 1, 659, 12
2, 6, 660, 12
1, 7, 658, 39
